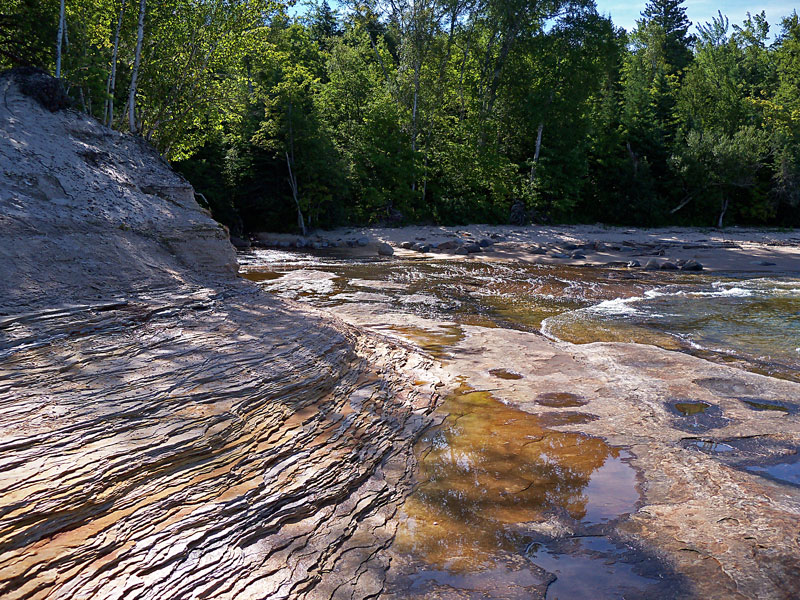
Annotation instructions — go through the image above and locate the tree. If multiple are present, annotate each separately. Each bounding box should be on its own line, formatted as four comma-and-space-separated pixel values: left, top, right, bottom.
128, 0, 145, 132
0, 0, 59, 69
55, 0, 65, 78
104, 0, 127, 126
640, 0, 692, 73
670, 126, 771, 226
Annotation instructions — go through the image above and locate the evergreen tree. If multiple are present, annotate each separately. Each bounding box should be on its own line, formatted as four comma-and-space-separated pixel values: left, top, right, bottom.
308, 0, 341, 49
640, 0, 693, 73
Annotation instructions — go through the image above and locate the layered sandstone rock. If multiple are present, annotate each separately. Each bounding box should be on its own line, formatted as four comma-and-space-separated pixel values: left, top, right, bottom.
0, 70, 440, 600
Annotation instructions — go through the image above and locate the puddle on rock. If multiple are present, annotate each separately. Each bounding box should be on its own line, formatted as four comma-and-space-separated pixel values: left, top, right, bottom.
385, 324, 464, 360
527, 536, 665, 600
535, 392, 588, 408
537, 412, 599, 428
489, 368, 524, 380
674, 401, 710, 416
747, 455, 800, 486
387, 387, 650, 598
672, 401, 727, 432
693, 440, 735, 453
741, 399, 790, 413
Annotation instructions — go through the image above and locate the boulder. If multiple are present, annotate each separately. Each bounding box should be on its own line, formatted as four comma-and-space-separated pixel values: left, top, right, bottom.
356, 237, 370, 247
660, 261, 678, 270
528, 245, 547, 255
644, 259, 660, 270
455, 246, 469, 255
509, 199, 527, 225
627, 260, 641, 268
14, 67, 71, 112
400, 241, 413, 249
377, 243, 394, 256
680, 259, 703, 271
479, 238, 493, 248
465, 243, 482, 254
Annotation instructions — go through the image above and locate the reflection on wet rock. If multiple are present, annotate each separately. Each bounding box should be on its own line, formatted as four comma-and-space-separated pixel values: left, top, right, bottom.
674, 401, 711, 416
386, 388, 642, 597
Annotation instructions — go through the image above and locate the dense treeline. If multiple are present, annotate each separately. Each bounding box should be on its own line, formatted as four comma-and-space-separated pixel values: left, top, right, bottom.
2, 0, 798, 231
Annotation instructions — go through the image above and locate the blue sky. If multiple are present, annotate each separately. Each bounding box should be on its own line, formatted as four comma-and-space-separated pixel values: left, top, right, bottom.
595, 1, 797, 34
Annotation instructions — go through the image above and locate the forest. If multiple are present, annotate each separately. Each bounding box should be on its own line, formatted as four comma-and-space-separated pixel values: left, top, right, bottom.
2, 0, 799, 232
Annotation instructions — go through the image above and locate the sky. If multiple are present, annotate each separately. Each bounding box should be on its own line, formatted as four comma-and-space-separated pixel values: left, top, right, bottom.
595, 1, 797, 34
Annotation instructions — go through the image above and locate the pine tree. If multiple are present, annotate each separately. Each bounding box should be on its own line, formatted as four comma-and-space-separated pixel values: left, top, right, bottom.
641, 0, 693, 72
309, 1, 341, 49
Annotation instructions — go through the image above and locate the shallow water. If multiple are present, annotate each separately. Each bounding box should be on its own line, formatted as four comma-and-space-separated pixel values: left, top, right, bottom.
239, 248, 798, 595
747, 456, 800, 486
528, 536, 662, 600
240, 249, 800, 381
387, 387, 653, 598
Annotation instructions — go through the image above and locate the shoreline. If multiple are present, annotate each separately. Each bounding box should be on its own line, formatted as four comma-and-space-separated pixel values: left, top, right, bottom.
251, 224, 800, 274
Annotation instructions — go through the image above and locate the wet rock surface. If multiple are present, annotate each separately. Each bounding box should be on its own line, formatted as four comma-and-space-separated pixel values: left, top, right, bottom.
322, 304, 800, 599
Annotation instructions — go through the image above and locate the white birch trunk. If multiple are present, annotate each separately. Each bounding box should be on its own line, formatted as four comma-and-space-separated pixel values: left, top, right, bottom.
105, 0, 126, 127
55, 0, 65, 78
530, 122, 544, 184
129, 0, 146, 133
717, 198, 729, 228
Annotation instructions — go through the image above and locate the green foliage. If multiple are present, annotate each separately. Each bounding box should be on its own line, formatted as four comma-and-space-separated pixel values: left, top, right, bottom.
6, 0, 799, 229
670, 126, 772, 225
0, 0, 58, 68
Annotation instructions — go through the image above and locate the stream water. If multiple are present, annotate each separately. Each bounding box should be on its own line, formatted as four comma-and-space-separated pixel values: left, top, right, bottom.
240, 249, 800, 382
239, 249, 800, 597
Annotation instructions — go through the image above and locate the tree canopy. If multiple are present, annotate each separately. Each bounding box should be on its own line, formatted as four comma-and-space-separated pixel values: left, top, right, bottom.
1, 0, 798, 231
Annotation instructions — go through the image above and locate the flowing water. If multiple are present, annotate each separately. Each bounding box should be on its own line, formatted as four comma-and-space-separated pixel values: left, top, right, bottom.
239, 249, 800, 381
239, 249, 799, 597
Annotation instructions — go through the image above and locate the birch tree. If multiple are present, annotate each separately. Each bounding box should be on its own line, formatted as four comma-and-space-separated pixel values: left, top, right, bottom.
55, 0, 65, 77
128, 0, 145, 132
105, 0, 126, 126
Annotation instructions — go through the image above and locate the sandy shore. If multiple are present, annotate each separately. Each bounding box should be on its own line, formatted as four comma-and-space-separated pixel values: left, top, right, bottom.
256, 224, 800, 274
